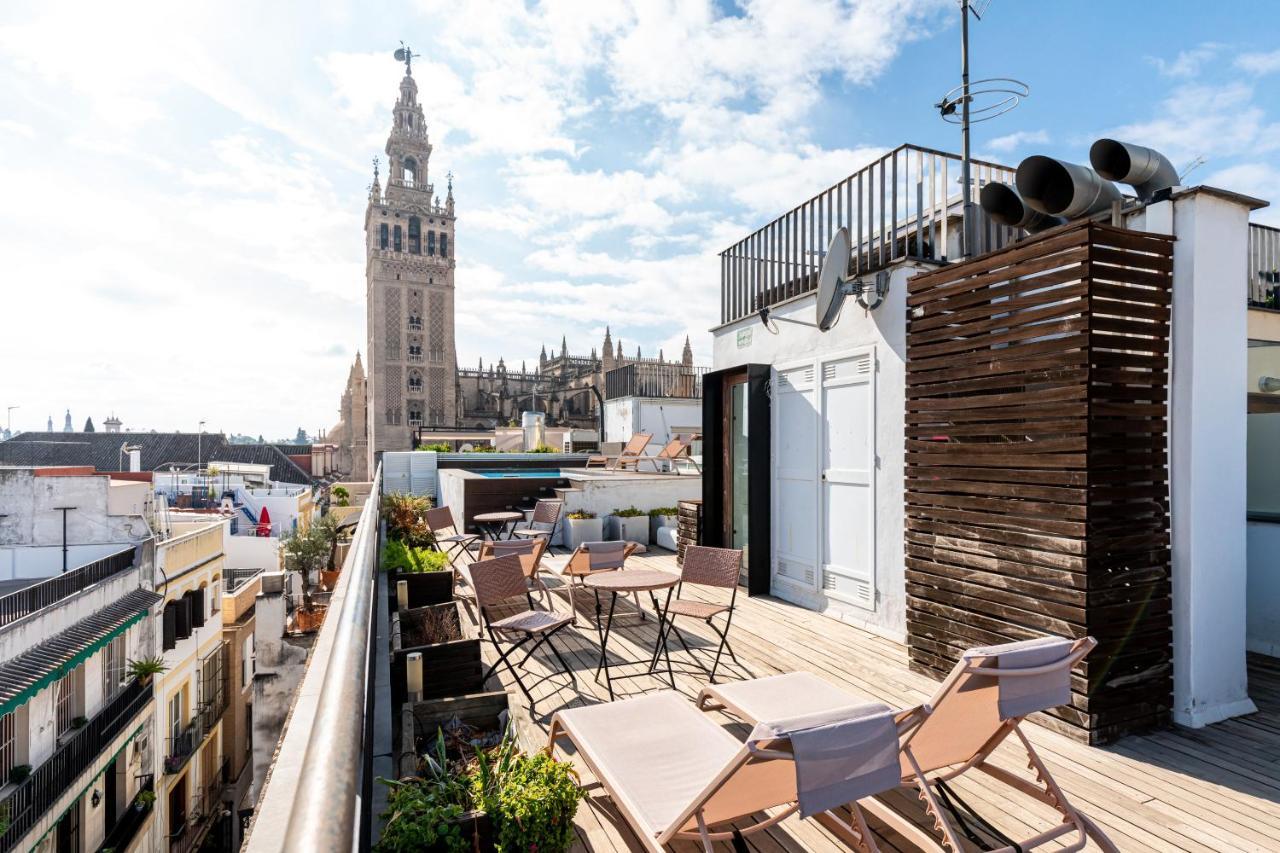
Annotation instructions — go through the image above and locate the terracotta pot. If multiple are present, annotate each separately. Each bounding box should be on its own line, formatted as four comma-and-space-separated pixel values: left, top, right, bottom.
291, 606, 328, 633
319, 569, 341, 591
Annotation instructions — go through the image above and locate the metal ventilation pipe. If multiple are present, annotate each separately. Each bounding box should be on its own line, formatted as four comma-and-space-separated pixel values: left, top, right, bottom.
1089, 138, 1179, 202
1015, 155, 1122, 218
979, 182, 1066, 233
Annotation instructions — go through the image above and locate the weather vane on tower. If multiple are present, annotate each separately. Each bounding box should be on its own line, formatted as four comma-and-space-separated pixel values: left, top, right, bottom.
393, 41, 420, 75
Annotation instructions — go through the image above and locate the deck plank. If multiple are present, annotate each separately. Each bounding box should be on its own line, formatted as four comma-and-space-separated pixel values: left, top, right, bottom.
456, 549, 1280, 852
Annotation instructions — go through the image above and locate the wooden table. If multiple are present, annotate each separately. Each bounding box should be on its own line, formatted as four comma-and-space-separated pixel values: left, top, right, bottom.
472, 510, 523, 540
583, 569, 678, 699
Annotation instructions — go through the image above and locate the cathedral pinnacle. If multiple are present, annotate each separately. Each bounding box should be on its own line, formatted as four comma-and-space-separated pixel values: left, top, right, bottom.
394, 42, 419, 77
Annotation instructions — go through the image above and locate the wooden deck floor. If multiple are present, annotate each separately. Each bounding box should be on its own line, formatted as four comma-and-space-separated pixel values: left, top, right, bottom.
468, 549, 1280, 852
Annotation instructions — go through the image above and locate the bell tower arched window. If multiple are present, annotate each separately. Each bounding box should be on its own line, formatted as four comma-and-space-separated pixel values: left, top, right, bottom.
403, 157, 417, 188
440, 233, 449, 258
393, 225, 402, 252
408, 217, 421, 254
427, 231, 436, 256
379, 223, 389, 250
408, 371, 423, 391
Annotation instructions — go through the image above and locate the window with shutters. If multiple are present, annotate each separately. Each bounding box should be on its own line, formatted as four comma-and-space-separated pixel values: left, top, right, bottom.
188, 588, 206, 629
175, 596, 192, 640
55, 667, 82, 736
408, 216, 421, 254
0, 712, 14, 780
242, 635, 255, 688
379, 223, 389, 250
210, 576, 221, 617
393, 225, 402, 252
101, 634, 127, 699
163, 602, 177, 651
427, 230, 436, 256
440, 233, 448, 258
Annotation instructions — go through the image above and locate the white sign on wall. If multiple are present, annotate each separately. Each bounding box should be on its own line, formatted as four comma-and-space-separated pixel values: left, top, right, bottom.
736, 328, 753, 348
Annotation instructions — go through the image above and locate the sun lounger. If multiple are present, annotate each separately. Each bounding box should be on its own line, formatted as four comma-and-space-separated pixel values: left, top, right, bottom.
697, 636, 1118, 853
634, 434, 702, 474
585, 432, 652, 470
547, 690, 906, 852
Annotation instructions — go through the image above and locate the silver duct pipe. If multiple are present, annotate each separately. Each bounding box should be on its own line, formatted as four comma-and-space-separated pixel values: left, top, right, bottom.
1089, 138, 1179, 202
1015, 155, 1122, 218
979, 182, 1066, 233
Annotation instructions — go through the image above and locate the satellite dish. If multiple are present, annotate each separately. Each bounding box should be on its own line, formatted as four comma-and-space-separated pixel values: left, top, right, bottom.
817, 227, 851, 331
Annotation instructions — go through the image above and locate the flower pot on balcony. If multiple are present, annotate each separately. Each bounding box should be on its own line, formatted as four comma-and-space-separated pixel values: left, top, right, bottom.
562, 515, 603, 550
607, 514, 650, 546
290, 605, 328, 633
319, 569, 341, 591
390, 601, 483, 707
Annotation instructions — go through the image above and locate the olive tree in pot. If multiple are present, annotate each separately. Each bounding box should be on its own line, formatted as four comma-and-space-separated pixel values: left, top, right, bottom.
282, 519, 336, 632
562, 509, 602, 550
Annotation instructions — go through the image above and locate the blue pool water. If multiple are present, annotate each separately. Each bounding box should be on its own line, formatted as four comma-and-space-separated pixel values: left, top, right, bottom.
473, 469, 564, 479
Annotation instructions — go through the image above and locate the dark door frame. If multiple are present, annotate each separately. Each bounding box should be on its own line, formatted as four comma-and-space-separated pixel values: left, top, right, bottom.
701, 364, 771, 595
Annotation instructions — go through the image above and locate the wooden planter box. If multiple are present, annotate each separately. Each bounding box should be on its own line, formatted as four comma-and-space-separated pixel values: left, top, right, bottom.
391, 601, 484, 707
389, 569, 454, 610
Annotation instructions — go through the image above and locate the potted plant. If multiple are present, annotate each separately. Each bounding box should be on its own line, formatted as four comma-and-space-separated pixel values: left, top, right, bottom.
127, 656, 168, 685
562, 509, 602, 550
648, 506, 680, 540
608, 506, 649, 545
8, 765, 30, 786
134, 789, 157, 813
417, 442, 452, 453
391, 601, 481, 703
383, 540, 454, 608
382, 493, 435, 545
332, 485, 351, 507
70, 716, 87, 730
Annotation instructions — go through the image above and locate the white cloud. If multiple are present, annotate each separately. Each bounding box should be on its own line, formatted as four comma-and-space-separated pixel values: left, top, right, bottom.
1106, 82, 1278, 167
1236, 49, 1280, 76
1148, 43, 1222, 78
986, 129, 1049, 153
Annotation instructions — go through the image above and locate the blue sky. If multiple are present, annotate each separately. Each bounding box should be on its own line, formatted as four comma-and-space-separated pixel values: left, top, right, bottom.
1, 0, 1278, 437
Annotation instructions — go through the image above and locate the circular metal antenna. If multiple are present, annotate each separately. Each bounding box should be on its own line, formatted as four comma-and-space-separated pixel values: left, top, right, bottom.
816, 227, 851, 331
937, 78, 1029, 124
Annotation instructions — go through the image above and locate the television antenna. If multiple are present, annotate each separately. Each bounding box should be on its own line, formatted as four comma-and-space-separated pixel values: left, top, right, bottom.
393, 41, 420, 74
935, 1, 1028, 259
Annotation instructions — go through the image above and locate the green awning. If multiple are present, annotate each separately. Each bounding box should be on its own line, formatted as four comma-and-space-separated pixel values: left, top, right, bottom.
0, 588, 161, 718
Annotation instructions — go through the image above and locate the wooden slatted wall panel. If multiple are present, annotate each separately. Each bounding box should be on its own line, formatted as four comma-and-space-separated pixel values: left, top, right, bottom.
904, 220, 1173, 744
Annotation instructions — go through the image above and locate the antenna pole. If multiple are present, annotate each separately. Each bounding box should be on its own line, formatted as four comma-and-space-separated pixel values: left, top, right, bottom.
960, 1, 973, 259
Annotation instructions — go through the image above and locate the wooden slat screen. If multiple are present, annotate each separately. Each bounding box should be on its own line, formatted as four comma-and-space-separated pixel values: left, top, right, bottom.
904, 219, 1174, 744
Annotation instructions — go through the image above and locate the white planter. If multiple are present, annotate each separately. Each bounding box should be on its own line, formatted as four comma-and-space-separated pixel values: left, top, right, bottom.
608, 515, 650, 545
563, 516, 603, 550
649, 514, 679, 540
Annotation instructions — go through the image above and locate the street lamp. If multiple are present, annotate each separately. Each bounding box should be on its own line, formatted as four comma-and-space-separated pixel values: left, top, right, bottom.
197, 420, 207, 474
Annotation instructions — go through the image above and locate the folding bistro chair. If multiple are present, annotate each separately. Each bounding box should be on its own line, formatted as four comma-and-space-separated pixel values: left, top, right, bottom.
697, 636, 1118, 853
475, 537, 550, 606
423, 506, 479, 570
466, 554, 576, 713
510, 499, 563, 549
650, 545, 742, 681
585, 432, 652, 470
546, 690, 908, 853
557, 540, 639, 624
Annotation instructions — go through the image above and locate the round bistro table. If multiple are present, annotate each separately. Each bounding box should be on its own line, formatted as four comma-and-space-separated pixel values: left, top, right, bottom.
583, 569, 679, 699
472, 510, 524, 541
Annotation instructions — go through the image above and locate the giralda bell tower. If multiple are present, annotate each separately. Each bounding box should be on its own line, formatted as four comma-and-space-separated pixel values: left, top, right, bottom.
365, 46, 458, 466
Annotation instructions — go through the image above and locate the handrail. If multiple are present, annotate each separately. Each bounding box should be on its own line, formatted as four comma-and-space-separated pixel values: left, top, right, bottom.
246, 465, 381, 852
0, 547, 135, 629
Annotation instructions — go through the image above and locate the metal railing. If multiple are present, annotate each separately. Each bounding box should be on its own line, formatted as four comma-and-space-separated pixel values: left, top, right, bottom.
0, 547, 135, 629
98, 776, 155, 853
246, 465, 382, 852
718, 143, 1019, 325
1249, 222, 1280, 308
605, 363, 707, 400
0, 678, 152, 852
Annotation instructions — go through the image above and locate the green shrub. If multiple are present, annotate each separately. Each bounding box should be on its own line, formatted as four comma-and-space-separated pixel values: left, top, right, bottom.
647, 506, 680, 518
469, 444, 498, 453
529, 444, 556, 453
382, 540, 450, 573
331, 486, 350, 507
566, 509, 596, 520
417, 442, 453, 453
382, 493, 435, 546
376, 777, 469, 853
612, 506, 645, 518
476, 749, 584, 853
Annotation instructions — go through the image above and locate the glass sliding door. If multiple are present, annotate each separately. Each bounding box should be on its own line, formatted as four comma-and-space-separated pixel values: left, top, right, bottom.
724, 374, 750, 571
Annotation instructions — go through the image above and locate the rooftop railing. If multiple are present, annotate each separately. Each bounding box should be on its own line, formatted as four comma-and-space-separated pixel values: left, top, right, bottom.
245, 465, 383, 852
1249, 222, 1280, 308
0, 546, 135, 629
718, 143, 1018, 325
605, 363, 707, 400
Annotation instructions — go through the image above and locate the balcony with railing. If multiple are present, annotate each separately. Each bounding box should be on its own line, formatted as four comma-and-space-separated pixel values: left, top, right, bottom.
0, 547, 134, 628
0, 677, 153, 852
605, 363, 707, 400
718, 143, 1018, 325
1249, 222, 1280, 308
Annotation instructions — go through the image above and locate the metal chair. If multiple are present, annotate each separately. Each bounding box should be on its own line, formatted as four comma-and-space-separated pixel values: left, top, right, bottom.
650, 545, 742, 682
510, 499, 563, 549
475, 537, 550, 606
423, 506, 479, 569
467, 554, 576, 712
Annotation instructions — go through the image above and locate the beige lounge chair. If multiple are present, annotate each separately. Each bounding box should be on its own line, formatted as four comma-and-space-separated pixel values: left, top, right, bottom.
557, 540, 639, 624
547, 690, 906, 853
697, 636, 1118, 853
634, 434, 702, 474
585, 432, 652, 470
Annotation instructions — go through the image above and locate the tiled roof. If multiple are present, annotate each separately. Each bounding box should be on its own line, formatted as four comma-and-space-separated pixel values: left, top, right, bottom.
0, 432, 312, 485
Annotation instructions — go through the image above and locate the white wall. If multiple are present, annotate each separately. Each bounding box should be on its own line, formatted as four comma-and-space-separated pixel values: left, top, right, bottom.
0, 542, 135, 580
225, 535, 281, 572
1247, 521, 1280, 655
602, 398, 702, 446
556, 473, 701, 524
711, 262, 915, 641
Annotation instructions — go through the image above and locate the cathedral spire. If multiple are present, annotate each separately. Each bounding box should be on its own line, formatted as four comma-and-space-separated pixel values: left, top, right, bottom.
682, 335, 693, 366
369, 157, 382, 204
561, 335, 568, 358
